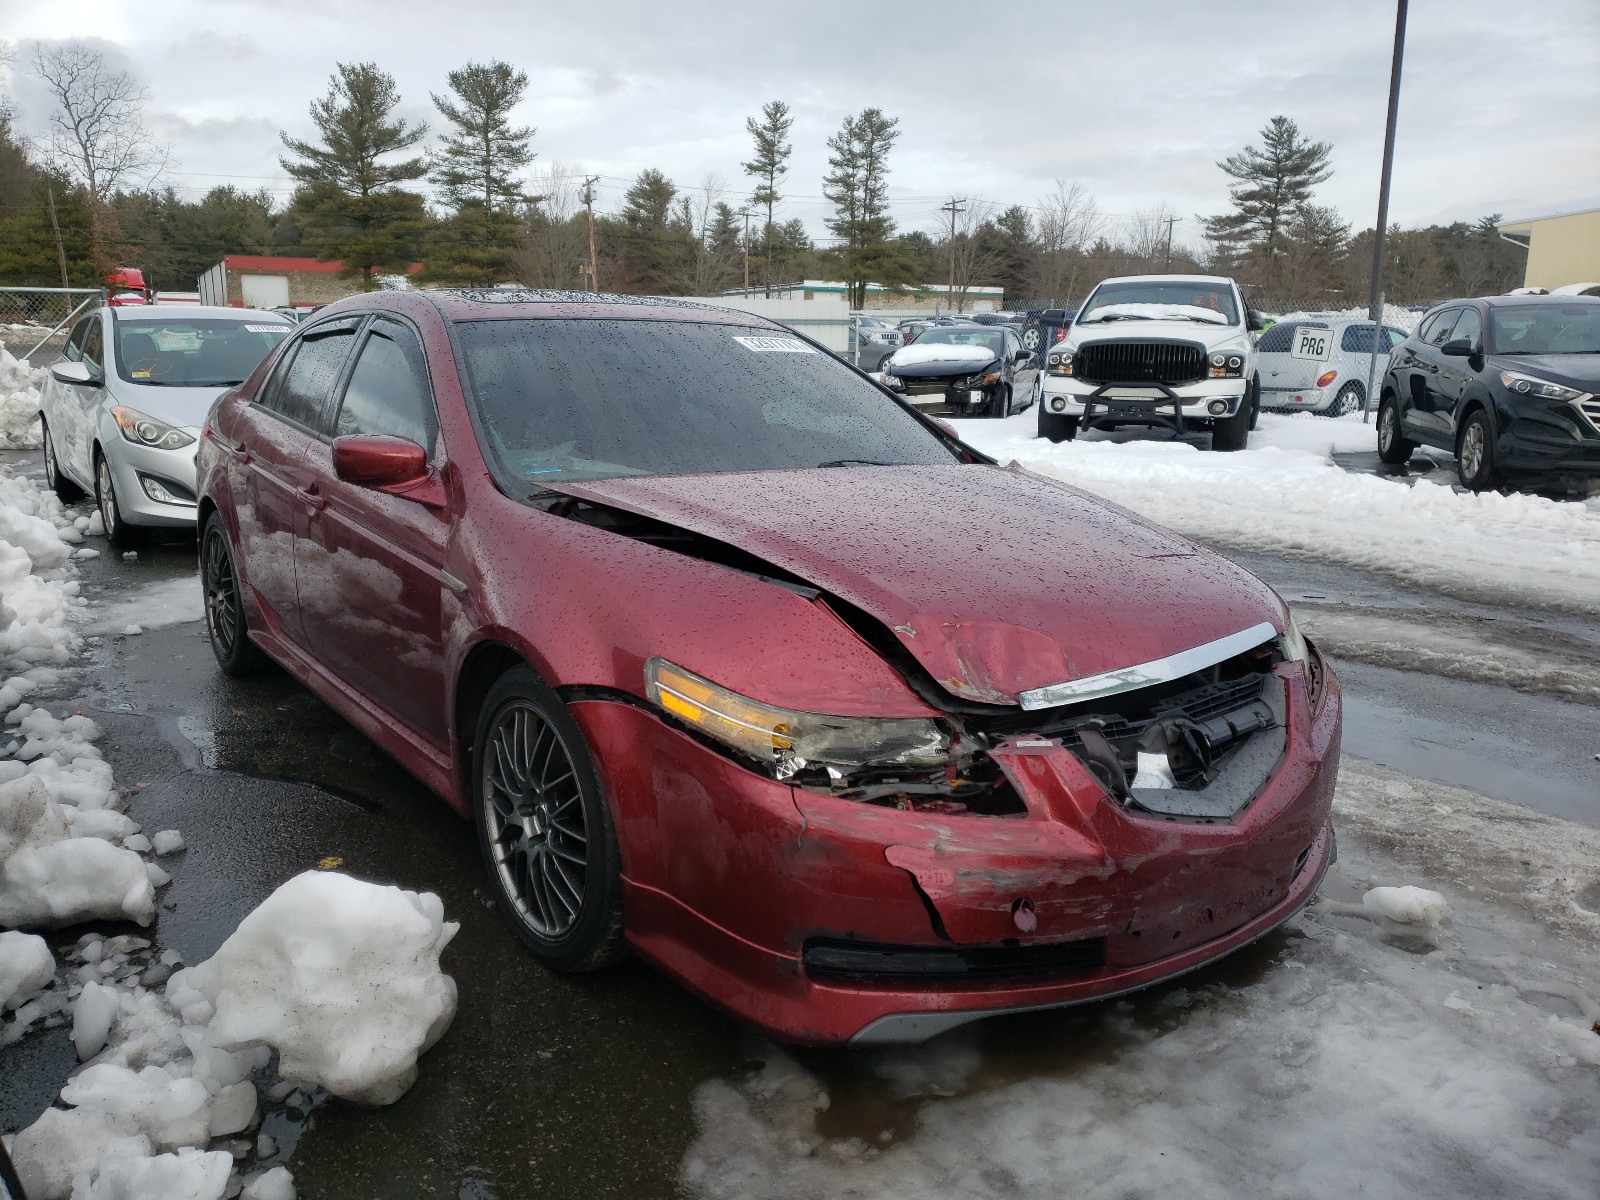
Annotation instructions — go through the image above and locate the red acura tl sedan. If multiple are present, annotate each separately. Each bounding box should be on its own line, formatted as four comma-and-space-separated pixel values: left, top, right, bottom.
196, 289, 1340, 1045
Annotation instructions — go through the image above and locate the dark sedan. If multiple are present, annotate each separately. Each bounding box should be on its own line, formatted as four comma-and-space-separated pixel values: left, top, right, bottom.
1378, 295, 1600, 491
879, 325, 1039, 417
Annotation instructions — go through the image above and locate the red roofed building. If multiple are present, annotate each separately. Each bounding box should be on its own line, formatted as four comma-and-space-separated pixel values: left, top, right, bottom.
196, 256, 422, 309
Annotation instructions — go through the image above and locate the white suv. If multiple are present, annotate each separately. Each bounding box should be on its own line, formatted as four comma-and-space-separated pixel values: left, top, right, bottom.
1036, 274, 1264, 451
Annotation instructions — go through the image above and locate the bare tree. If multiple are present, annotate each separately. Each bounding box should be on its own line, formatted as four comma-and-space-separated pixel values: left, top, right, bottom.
1029, 180, 1101, 302
32, 43, 165, 201
513, 162, 588, 288
933, 198, 1004, 312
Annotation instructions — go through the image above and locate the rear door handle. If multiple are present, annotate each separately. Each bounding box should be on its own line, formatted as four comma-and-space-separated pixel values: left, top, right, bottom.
228, 442, 252, 465
298, 482, 326, 511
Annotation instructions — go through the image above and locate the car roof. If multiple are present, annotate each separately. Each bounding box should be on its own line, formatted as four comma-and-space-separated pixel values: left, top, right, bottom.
109, 304, 290, 323
1480, 293, 1600, 307
406, 288, 779, 329
1093, 274, 1236, 288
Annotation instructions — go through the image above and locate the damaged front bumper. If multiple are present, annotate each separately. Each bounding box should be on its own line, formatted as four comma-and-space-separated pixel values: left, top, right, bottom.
569, 655, 1341, 1047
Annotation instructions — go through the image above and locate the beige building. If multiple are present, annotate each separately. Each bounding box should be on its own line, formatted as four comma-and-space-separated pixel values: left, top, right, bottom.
1498, 207, 1600, 290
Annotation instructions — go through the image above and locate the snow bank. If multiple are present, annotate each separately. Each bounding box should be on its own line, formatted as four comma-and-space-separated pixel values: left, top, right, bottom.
680, 765, 1600, 1199
0, 927, 54, 1008
188, 870, 459, 1105
953, 411, 1600, 614
884, 343, 996, 371
0, 774, 154, 927
0, 344, 46, 448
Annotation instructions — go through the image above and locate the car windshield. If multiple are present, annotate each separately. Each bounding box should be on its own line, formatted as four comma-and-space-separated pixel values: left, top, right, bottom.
908, 328, 1004, 354
457, 318, 960, 487
1488, 304, 1600, 354
115, 318, 291, 387
1077, 281, 1240, 325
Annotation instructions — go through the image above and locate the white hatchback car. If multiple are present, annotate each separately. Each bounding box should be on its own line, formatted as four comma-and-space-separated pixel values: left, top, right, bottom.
39, 305, 291, 545
1255, 316, 1409, 416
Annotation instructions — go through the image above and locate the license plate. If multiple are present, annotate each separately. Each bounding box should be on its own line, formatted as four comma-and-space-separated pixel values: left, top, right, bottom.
1290, 327, 1332, 360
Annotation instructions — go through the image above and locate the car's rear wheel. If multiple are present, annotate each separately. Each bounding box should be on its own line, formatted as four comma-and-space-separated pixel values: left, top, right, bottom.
1037, 408, 1078, 443
95, 451, 140, 548
1377, 397, 1415, 464
42, 420, 82, 501
1328, 382, 1363, 417
201, 512, 269, 676
474, 667, 625, 973
1210, 401, 1250, 451
1456, 409, 1502, 492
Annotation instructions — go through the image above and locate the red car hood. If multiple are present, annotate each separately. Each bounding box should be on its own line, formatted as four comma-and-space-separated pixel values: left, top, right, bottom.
561, 464, 1283, 706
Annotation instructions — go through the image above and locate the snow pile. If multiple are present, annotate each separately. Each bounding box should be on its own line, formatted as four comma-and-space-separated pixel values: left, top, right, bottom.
1278, 303, 1421, 333
954, 411, 1600, 614
188, 870, 460, 1105
0, 927, 54, 1008
11, 872, 455, 1198
680, 787, 1600, 1198
1078, 302, 1229, 325
885, 343, 996, 371
0, 343, 46, 448
1363, 885, 1452, 927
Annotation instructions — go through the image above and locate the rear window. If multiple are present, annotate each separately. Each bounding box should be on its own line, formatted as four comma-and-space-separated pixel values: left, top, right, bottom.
116, 318, 290, 387
1339, 324, 1408, 353
457, 319, 958, 488
1488, 304, 1600, 354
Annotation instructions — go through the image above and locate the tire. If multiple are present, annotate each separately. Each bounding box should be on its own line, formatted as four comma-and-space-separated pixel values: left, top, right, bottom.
992, 386, 1012, 418
1247, 377, 1261, 430
42, 419, 83, 501
1037, 409, 1078, 443
95, 450, 142, 548
1377, 396, 1415, 465
1456, 408, 1503, 492
1210, 402, 1250, 451
200, 512, 270, 677
1326, 382, 1363, 418
474, 666, 625, 973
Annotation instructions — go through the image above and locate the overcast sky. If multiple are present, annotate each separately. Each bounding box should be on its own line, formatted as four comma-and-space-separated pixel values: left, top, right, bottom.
4, 0, 1598, 251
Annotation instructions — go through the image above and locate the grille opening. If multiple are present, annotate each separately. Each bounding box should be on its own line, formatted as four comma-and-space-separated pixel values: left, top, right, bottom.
1075, 340, 1207, 386
803, 936, 1107, 983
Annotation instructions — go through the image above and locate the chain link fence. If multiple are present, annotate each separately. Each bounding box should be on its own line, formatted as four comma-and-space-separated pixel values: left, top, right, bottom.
1, 286, 106, 366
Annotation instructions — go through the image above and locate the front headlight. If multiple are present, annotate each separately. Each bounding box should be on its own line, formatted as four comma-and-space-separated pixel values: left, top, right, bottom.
1277, 611, 1326, 707
1208, 351, 1246, 379
111, 406, 196, 451
645, 658, 951, 776
1498, 371, 1584, 402
1046, 351, 1075, 377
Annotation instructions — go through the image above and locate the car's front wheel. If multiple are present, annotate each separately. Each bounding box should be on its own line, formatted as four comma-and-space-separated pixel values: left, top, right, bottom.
42, 419, 82, 501
1456, 408, 1503, 492
201, 512, 270, 676
474, 667, 625, 973
95, 451, 140, 548
1377, 396, 1415, 464
1210, 401, 1251, 451
1037, 408, 1078, 443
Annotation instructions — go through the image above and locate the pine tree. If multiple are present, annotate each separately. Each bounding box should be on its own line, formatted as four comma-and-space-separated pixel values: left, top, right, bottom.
430, 61, 535, 213
741, 100, 793, 295
280, 62, 430, 288
1203, 115, 1333, 266
619, 168, 687, 293
823, 108, 905, 309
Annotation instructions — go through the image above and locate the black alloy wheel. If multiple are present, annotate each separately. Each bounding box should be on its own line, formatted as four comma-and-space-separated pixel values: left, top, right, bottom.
1456, 409, 1503, 492
95, 451, 140, 548
1377, 397, 1416, 464
474, 667, 625, 973
42, 420, 83, 501
201, 513, 269, 676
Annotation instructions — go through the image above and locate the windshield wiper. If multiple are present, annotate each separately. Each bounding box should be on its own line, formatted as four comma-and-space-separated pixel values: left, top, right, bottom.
817, 459, 910, 468
1082, 313, 1148, 323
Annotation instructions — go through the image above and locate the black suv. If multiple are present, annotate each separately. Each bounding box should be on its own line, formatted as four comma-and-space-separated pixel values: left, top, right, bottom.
1378, 295, 1600, 492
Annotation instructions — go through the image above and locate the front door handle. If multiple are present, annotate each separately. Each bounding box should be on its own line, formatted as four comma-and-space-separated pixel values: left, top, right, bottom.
298, 482, 326, 511
228, 442, 252, 465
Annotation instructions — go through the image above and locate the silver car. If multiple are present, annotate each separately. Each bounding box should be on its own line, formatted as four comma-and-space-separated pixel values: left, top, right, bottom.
39, 305, 292, 545
1256, 315, 1409, 415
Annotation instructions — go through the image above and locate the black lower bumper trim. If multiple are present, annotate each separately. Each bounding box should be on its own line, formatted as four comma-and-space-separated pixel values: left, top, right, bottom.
804, 936, 1108, 982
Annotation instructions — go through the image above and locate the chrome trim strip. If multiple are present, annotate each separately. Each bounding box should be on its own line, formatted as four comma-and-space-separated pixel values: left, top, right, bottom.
1017, 620, 1278, 711
440, 570, 468, 596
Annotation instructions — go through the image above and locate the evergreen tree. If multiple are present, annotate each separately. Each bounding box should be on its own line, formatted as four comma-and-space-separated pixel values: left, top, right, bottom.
823, 108, 905, 309
280, 62, 430, 288
430, 61, 535, 213
618, 168, 687, 292
741, 100, 792, 296
1203, 115, 1333, 266
419, 201, 522, 285
0, 171, 96, 288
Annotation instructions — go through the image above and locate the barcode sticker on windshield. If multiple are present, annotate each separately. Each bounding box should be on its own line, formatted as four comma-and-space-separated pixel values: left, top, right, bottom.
732, 335, 816, 354
245, 324, 288, 333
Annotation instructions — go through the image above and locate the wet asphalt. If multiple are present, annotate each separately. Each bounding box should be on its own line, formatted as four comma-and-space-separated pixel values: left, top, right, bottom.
3, 448, 1599, 1198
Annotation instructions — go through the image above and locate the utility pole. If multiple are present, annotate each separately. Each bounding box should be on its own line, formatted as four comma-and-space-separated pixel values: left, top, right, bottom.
582, 175, 600, 292
1362, 0, 1409, 424
740, 208, 752, 295
46, 181, 70, 290
1162, 216, 1179, 271
940, 198, 966, 311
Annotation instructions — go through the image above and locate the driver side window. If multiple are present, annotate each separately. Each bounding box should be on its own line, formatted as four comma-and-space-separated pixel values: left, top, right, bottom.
1423, 310, 1461, 347
332, 319, 438, 449
1451, 308, 1482, 350
80, 320, 105, 377
63, 317, 92, 363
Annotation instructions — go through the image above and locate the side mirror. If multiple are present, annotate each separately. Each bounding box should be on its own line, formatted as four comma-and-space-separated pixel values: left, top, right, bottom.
1012, 347, 1033, 363
1247, 309, 1267, 332
332, 434, 445, 507
1440, 337, 1477, 357
51, 361, 99, 387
